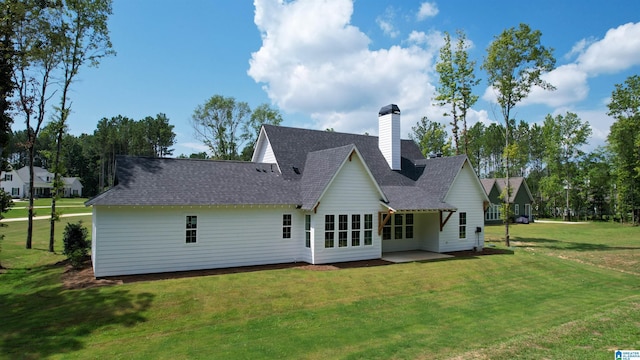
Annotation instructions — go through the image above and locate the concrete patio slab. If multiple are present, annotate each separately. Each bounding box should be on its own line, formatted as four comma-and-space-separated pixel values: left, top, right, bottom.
381, 250, 454, 263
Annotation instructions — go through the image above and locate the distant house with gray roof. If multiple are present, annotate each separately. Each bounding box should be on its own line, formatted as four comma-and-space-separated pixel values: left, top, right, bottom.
87, 104, 490, 277
480, 177, 533, 224
1, 166, 83, 198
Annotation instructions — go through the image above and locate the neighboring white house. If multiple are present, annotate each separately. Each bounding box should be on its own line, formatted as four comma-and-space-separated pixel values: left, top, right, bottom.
0, 166, 83, 198
87, 104, 490, 277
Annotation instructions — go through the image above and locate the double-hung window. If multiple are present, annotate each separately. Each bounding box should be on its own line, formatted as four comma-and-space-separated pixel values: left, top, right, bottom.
405, 214, 414, 239
351, 214, 361, 246
283, 214, 292, 239
186, 216, 197, 243
325, 215, 335, 248
305, 215, 311, 248
364, 214, 373, 245
459, 212, 467, 239
338, 214, 348, 247
394, 214, 403, 239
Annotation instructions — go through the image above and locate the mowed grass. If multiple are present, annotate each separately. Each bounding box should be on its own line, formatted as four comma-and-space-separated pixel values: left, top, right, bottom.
3, 198, 91, 219
0, 219, 638, 359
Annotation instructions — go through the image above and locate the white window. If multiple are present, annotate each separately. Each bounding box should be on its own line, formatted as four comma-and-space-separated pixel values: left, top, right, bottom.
324, 215, 335, 248
459, 212, 467, 239
186, 216, 197, 243
338, 214, 348, 247
364, 214, 373, 246
324, 213, 373, 248
283, 214, 292, 239
11, 188, 19, 196
305, 215, 311, 248
381, 212, 414, 240
4, 174, 12, 181
351, 214, 361, 246
486, 204, 501, 221
515, 204, 520, 215
405, 214, 414, 238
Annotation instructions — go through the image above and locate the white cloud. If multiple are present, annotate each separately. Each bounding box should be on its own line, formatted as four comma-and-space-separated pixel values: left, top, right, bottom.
482, 22, 640, 112
524, 64, 590, 107
406, 30, 444, 48
563, 37, 593, 61
417, 2, 438, 21
376, 6, 399, 38
576, 22, 640, 75
249, 0, 440, 136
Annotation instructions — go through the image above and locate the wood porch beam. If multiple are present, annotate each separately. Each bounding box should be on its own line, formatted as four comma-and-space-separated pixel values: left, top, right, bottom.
439, 210, 455, 231
378, 210, 394, 235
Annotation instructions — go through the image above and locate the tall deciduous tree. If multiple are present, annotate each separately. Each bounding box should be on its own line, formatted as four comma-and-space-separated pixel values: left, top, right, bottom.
542, 112, 592, 221
48, 0, 114, 252
240, 103, 282, 160
0, 1, 18, 255
191, 97, 283, 161
14, 1, 65, 249
191, 95, 251, 160
481, 23, 555, 246
410, 116, 451, 157
434, 30, 479, 155
0, 0, 17, 165
607, 75, 640, 224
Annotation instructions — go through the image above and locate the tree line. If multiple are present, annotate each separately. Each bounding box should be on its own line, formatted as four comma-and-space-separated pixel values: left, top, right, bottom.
413, 22, 639, 226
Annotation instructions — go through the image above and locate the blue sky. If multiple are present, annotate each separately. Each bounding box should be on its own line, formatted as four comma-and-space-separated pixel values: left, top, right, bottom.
61, 0, 640, 156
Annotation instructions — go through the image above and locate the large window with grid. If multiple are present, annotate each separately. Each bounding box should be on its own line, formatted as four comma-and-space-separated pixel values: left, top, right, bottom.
485, 204, 501, 221
185, 215, 197, 243
323, 213, 373, 248
381, 212, 415, 240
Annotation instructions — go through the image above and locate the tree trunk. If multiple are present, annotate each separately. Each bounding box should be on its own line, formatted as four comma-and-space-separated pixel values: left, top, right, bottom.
26, 144, 34, 249
504, 122, 510, 247
49, 128, 63, 252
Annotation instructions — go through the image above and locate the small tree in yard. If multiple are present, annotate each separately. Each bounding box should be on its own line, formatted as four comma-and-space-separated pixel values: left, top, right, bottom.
62, 221, 89, 269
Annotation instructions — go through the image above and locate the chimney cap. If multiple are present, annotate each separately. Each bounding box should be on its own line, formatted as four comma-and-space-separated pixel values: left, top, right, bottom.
378, 104, 400, 116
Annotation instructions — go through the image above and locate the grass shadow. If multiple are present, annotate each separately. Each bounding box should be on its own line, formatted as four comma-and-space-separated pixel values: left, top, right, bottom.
513, 237, 640, 252
0, 267, 154, 359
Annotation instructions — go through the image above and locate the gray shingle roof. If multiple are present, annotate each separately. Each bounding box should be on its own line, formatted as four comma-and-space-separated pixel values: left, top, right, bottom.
263, 125, 467, 211
300, 144, 356, 210
87, 125, 475, 211
262, 124, 418, 186
86, 157, 299, 206
481, 177, 532, 203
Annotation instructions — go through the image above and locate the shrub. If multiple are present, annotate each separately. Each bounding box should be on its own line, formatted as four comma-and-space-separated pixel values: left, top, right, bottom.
62, 221, 89, 269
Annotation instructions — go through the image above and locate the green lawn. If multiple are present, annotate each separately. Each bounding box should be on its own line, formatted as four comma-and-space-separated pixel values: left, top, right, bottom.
3, 198, 91, 219
1, 219, 638, 359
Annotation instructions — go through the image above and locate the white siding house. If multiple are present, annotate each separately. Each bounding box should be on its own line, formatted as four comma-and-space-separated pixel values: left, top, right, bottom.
88, 104, 489, 277
91, 206, 302, 277
0, 166, 82, 198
